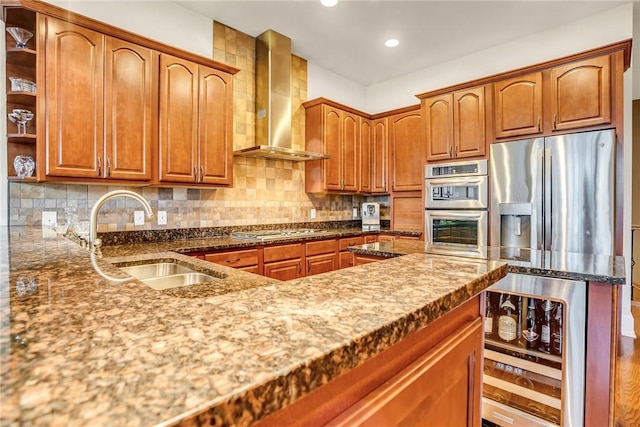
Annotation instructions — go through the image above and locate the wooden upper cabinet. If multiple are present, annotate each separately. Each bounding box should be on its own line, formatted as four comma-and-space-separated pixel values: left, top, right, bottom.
371, 118, 388, 193
198, 65, 233, 186
454, 86, 485, 159
45, 17, 104, 178
424, 86, 485, 162
159, 54, 199, 183
424, 94, 453, 161
104, 38, 155, 181
550, 56, 611, 131
359, 118, 372, 193
389, 108, 424, 191
305, 101, 362, 193
493, 72, 543, 139
159, 55, 234, 186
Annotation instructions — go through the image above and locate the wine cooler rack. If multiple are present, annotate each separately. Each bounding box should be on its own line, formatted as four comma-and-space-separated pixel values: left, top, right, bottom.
482, 274, 586, 427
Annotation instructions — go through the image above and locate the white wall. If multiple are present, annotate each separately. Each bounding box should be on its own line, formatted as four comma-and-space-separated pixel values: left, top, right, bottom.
366, 3, 634, 112
45, 1, 213, 58
307, 62, 368, 112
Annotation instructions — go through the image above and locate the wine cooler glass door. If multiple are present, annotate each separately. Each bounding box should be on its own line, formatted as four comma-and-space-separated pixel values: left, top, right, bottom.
482, 273, 586, 427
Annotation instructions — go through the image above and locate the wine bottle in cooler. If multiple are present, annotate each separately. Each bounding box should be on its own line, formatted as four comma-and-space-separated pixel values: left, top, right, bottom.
485, 292, 495, 337
522, 297, 539, 349
498, 293, 518, 343
539, 300, 554, 353
552, 303, 563, 356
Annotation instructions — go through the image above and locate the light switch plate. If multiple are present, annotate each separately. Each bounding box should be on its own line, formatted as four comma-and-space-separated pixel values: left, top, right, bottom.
310, 208, 316, 219
42, 211, 57, 227
134, 211, 145, 226
352, 207, 358, 218
157, 210, 167, 225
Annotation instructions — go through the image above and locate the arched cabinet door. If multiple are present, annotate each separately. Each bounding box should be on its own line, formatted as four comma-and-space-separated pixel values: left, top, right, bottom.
550, 56, 611, 131
424, 94, 453, 162
198, 66, 233, 186
45, 17, 104, 178
105, 38, 155, 181
493, 72, 543, 139
158, 54, 199, 183
454, 86, 485, 159
390, 108, 424, 191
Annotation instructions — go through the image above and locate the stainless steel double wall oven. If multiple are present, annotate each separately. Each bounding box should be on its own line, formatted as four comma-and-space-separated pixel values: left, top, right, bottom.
424, 159, 488, 258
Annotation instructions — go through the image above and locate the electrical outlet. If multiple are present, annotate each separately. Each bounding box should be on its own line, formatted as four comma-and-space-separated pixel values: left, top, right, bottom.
310, 208, 316, 219
42, 211, 57, 227
134, 211, 145, 226
352, 207, 358, 218
157, 210, 167, 225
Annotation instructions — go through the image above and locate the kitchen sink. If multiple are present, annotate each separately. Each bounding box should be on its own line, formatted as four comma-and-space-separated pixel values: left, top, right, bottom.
116, 261, 223, 291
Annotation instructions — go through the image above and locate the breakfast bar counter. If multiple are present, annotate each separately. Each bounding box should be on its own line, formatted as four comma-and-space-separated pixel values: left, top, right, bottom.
1, 227, 506, 426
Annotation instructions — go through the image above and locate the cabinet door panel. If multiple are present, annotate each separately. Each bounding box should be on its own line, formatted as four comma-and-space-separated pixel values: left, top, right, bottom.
550, 56, 611, 131
159, 54, 198, 182
342, 112, 359, 191
323, 106, 342, 191
104, 38, 154, 180
306, 239, 338, 257
264, 243, 305, 263
205, 249, 259, 268
264, 259, 303, 281
454, 86, 485, 159
424, 95, 453, 162
391, 194, 423, 233
199, 65, 233, 185
389, 110, 424, 191
45, 17, 104, 178
307, 254, 338, 276
339, 236, 365, 251
494, 72, 542, 138
360, 118, 372, 193
339, 251, 355, 269
371, 118, 388, 193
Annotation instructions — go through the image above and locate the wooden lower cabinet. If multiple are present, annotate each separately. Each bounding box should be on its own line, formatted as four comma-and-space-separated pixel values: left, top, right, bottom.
306, 239, 339, 275
255, 296, 483, 427
264, 243, 305, 281
339, 236, 365, 269
204, 248, 261, 274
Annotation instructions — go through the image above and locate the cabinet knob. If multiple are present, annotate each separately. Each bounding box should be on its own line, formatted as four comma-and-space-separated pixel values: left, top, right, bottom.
307, 259, 311, 273
553, 114, 557, 130
193, 166, 198, 182
537, 117, 541, 132
97, 157, 102, 177
106, 158, 111, 178
200, 166, 204, 183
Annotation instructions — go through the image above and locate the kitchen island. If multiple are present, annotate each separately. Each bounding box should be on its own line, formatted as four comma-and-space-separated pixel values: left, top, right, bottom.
1, 226, 505, 426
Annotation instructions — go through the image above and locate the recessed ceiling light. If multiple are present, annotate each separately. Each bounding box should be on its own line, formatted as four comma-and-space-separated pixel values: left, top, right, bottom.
385, 39, 400, 48
321, 0, 338, 7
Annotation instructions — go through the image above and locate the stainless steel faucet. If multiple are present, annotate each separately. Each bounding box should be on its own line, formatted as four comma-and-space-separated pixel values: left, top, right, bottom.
89, 190, 153, 244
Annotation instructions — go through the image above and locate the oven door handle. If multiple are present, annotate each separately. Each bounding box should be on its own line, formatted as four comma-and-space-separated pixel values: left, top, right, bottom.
427, 178, 483, 186
428, 211, 483, 219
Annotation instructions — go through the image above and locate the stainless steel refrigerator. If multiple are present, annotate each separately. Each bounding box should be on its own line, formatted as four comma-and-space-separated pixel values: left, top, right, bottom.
489, 128, 615, 256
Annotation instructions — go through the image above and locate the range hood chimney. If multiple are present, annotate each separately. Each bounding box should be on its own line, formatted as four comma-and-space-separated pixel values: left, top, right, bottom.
233, 29, 328, 161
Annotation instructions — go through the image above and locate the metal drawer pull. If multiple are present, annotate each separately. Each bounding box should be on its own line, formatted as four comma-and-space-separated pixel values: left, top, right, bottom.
226, 258, 241, 263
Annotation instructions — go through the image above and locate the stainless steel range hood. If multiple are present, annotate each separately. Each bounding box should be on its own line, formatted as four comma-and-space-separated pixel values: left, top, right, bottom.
233, 29, 328, 161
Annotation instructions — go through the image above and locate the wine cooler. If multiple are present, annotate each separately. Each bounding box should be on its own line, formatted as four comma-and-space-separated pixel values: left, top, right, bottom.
482, 273, 586, 426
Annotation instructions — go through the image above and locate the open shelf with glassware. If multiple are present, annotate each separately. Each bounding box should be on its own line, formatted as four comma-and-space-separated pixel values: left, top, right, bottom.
4, 6, 38, 180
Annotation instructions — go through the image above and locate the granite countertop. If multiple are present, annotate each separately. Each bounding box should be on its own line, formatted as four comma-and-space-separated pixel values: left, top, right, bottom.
0, 226, 506, 426
348, 240, 626, 285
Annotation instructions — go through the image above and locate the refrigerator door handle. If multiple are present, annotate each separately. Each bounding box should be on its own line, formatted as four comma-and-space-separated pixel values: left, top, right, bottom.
536, 148, 544, 250
544, 148, 552, 251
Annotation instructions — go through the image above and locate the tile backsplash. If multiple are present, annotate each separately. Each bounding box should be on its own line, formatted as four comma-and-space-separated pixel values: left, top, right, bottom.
7, 22, 389, 232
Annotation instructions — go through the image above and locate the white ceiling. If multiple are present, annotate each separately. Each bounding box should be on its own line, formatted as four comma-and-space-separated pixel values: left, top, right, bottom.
175, 0, 625, 86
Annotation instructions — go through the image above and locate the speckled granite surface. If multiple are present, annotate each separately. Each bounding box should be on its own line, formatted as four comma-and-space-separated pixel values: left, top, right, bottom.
348, 240, 626, 285
0, 226, 504, 426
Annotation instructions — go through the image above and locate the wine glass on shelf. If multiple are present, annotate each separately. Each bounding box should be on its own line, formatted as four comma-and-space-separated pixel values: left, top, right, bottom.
6, 27, 33, 49
8, 109, 34, 134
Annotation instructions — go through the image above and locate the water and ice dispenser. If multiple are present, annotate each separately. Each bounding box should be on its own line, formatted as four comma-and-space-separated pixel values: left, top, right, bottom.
498, 203, 532, 248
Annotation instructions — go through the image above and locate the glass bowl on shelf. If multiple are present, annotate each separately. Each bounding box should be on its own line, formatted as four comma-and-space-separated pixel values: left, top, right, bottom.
6, 27, 33, 49
13, 155, 35, 179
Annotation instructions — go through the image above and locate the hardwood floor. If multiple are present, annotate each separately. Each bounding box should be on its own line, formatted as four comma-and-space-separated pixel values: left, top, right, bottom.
615, 303, 640, 426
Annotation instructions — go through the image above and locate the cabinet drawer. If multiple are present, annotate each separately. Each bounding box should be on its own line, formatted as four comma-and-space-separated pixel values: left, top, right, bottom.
339, 236, 365, 251
364, 235, 378, 244
264, 243, 305, 263
306, 239, 338, 256
205, 249, 259, 268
